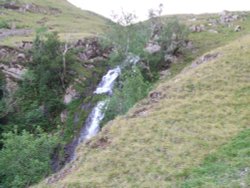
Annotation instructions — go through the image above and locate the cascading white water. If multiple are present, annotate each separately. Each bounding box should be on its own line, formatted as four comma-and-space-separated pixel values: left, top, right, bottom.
67, 56, 140, 162
78, 100, 106, 143
94, 67, 121, 95
78, 66, 121, 143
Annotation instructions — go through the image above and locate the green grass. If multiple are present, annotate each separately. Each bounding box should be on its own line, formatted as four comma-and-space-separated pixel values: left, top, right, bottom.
34, 27, 250, 187
180, 129, 250, 188
0, 0, 109, 45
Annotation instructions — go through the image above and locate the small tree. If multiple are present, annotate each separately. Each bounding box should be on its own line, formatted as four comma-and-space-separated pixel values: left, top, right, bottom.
0, 129, 59, 188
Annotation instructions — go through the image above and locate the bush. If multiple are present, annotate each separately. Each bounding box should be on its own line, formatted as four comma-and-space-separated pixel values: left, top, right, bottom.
0, 20, 9, 29
103, 67, 149, 123
0, 129, 59, 188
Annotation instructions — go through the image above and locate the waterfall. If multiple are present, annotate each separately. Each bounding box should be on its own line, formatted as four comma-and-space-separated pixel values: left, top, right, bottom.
67, 66, 120, 161
67, 55, 139, 162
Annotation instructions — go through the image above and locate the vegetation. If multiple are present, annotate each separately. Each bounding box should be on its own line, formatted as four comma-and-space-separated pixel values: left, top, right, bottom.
4, 32, 68, 133
103, 67, 150, 124
0, 0, 108, 45
181, 129, 250, 188
1, 1, 250, 187
35, 31, 250, 187
0, 129, 59, 188
101, 9, 188, 125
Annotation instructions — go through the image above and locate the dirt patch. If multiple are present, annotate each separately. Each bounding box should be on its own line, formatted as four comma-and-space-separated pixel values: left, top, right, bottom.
182, 52, 222, 74
87, 134, 111, 149
191, 52, 221, 68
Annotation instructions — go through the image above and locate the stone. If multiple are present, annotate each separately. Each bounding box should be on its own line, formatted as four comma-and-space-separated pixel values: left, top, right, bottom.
60, 110, 68, 123
5, 77, 18, 94
164, 54, 177, 64
190, 25, 205, 32
234, 25, 241, 32
63, 85, 79, 104
144, 42, 161, 54
219, 10, 240, 24
17, 53, 26, 60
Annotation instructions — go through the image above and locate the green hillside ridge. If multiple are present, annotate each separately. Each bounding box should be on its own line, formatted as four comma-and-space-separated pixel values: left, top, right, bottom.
0, 0, 108, 46
34, 19, 250, 188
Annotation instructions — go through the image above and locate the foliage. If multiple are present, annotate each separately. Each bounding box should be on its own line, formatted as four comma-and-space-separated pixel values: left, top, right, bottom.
0, 0, 108, 46
103, 12, 151, 58
34, 33, 250, 187
0, 129, 59, 188
0, 20, 9, 29
6, 31, 69, 133
103, 67, 149, 124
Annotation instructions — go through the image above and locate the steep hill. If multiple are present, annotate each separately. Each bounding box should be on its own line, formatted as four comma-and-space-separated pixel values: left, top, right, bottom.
34, 12, 250, 188
0, 0, 108, 46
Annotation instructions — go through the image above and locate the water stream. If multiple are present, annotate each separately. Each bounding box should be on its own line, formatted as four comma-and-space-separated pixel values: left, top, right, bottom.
67, 55, 139, 162
68, 66, 121, 161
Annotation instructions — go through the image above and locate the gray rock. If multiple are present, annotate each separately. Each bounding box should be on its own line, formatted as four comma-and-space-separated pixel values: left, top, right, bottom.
60, 110, 68, 123
144, 42, 161, 54
63, 85, 79, 104
17, 53, 26, 60
190, 24, 205, 32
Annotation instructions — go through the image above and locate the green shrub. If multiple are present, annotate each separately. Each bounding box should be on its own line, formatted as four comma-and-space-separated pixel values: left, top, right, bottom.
0, 20, 9, 29
0, 129, 59, 188
103, 67, 150, 124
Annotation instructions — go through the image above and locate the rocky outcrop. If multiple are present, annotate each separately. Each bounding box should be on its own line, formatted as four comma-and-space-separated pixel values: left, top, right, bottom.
189, 24, 205, 32
0, 29, 33, 41
144, 42, 161, 54
0, 63, 27, 94
63, 85, 79, 105
1, 2, 61, 15
75, 38, 112, 62
219, 10, 240, 24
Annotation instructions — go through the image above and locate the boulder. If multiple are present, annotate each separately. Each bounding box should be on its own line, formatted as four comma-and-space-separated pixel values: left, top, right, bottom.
219, 10, 240, 24
17, 53, 26, 60
0, 63, 27, 80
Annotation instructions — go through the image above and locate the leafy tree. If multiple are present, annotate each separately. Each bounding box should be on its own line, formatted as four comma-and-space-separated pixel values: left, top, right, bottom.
0, 129, 59, 188
7, 31, 72, 132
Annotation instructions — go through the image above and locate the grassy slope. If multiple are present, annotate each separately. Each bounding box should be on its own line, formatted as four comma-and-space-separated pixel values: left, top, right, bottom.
35, 16, 250, 187
0, 0, 108, 45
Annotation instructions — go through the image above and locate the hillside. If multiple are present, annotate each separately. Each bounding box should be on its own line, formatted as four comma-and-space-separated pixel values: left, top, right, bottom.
0, 0, 108, 46
34, 12, 250, 188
